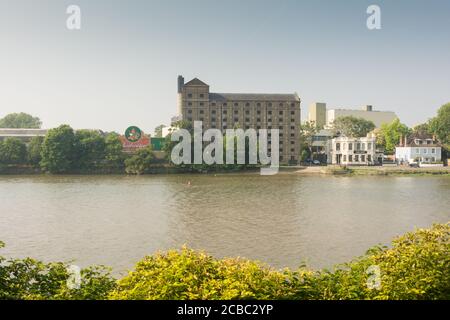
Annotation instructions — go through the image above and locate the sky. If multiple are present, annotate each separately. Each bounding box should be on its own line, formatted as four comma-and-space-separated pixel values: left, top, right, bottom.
0, 0, 449, 134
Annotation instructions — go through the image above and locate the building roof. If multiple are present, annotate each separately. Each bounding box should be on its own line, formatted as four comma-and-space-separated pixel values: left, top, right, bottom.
398, 134, 442, 148
209, 93, 300, 102
184, 78, 209, 86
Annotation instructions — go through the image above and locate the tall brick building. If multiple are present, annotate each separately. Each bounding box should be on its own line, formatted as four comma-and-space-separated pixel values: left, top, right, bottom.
176, 76, 301, 164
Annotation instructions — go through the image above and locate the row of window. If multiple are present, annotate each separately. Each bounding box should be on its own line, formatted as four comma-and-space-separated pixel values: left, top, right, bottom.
185, 95, 297, 108
187, 108, 296, 116
341, 155, 372, 162
413, 148, 437, 154
335, 142, 373, 152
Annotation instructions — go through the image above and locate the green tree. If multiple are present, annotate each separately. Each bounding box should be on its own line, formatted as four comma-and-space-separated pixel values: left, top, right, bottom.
105, 133, 125, 168
377, 118, 411, 153
0, 138, 27, 164
412, 122, 432, 136
27, 136, 44, 166
0, 113, 41, 128
40, 125, 77, 173
299, 121, 317, 160
74, 130, 106, 170
153, 124, 166, 138
124, 146, 155, 174
332, 116, 375, 137
429, 102, 450, 148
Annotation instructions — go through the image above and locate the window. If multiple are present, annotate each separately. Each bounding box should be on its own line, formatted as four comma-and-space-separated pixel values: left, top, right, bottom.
279, 111, 283, 115
188, 102, 192, 106
279, 103, 283, 107
245, 118, 250, 122
291, 126, 295, 130
188, 93, 192, 98
361, 143, 365, 150
268, 103, 272, 107
211, 117, 216, 122
279, 118, 283, 122
268, 118, 272, 122
257, 118, 261, 122
257, 103, 261, 107
361, 155, 365, 162
211, 103, 216, 106
343, 155, 347, 162
356, 143, 361, 150
416, 148, 420, 153
199, 110, 204, 114
291, 149, 295, 153
368, 155, 372, 162
432, 148, 436, 154
348, 143, 353, 150
245, 110, 250, 115
291, 118, 295, 122
245, 103, 250, 107
200, 102, 204, 106
234, 118, 239, 122
291, 103, 295, 107
336, 143, 341, 151
423, 149, 427, 154
257, 110, 261, 115
187, 117, 192, 121
291, 133, 295, 137
187, 109, 192, 114
223, 110, 227, 114
290, 141, 294, 144
199, 94, 204, 98
368, 142, 372, 150
234, 110, 239, 115
349, 155, 353, 162
279, 126, 283, 130
211, 110, 216, 114
234, 103, 238, 107
268, 111, 272, 115
291, 111, 295, 115
355, 155, 359, 162
199, 117, 204, 121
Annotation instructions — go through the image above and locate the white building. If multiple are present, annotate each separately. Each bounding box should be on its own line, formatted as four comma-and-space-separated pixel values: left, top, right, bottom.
330, 135, 380, 166
326, 105, 397, 128
395, 135, 442, 165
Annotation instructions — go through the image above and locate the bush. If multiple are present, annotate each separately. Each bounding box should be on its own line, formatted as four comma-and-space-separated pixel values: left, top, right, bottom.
1, 223, 449, 300
110, 247, 294, 300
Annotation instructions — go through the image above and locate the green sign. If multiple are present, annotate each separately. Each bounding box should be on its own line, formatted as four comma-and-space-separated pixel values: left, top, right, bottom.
125, 126, 142, 142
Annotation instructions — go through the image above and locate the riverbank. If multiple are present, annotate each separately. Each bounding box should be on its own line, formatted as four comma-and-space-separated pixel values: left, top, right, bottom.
294, 165, 450, 176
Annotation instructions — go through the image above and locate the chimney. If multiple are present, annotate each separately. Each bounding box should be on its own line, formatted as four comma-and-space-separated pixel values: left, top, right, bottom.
177, 75, 184, 93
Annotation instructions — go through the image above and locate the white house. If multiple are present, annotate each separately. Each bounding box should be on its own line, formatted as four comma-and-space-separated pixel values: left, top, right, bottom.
395, 135, 442, 165
330, 135, 380, 166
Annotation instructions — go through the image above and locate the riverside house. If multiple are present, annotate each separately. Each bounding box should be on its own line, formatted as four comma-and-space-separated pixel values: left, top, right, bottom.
395, 134, 442, 165
330, 135, 380, 166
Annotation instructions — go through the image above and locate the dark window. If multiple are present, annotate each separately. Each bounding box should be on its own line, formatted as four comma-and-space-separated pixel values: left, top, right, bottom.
279, 103, 283, 107
257, 118, 261, 122
188, 102, 192, 106
291, 118, 295, 122
187, 109, 192, 114
291, 141, 294, 144
268, 111, 272, 115
188, 93, 192, 98
211, 103, 216, 106
223, 110, 227, 114
199, 117, 204, 121
257, 110, 261, 115
211, 110, 216, 114
291, 133, 295, 137
291, 148, 295, 152
279, 118, 283, 122
234, 103, 238, 106
211, 117, 216, 122
257, 103, 261, 107
187, 117, 192, 121
223, 103, 227, 106
290, 126, 295, 130
199, 110, 204, 114
200, 102, 204, 106
279, 126, 283, 130
234, 110, 239, 115
257, 126, 261, 130
200, 94, 204, 98
245, 118, 250, 122
291, 103, 295, 107
245, 126, 250, 129
245, 103, 250, 107
245, 110, 250, 115
279, 111, 283, 115
291, 111, 295, 115
268, 103, 272, 107
234, 118, 239, 122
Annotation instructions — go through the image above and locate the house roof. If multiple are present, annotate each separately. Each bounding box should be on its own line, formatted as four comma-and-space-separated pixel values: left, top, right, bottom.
398, 134, 442, 148
184, 78, 209, 86
209, 93, 300, 102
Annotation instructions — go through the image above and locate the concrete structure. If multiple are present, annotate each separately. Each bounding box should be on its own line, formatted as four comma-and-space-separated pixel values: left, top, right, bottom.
0, 128, 48, 142
308, 102, 327, 129
326, 105, 397, 128
330, 135, 379, 166
395, 134, 442, 165
177, 76, 301, 164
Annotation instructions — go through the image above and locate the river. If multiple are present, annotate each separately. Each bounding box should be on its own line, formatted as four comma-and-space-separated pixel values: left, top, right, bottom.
0, 174, 448, 274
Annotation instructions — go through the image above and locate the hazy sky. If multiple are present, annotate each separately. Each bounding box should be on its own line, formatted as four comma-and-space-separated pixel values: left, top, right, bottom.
1, 0, 449, 134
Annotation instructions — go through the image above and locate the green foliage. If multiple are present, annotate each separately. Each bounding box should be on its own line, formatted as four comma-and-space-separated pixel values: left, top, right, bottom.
0, 250, 115, 300
124, 146, 155, 174
0, 138, 27, 164
429, 103, 450, 148
74, 130, 106, 170
377, 118, 411, 153
1, 224, 449, 300
110, 247, 293, 300
27, 136, 44, 166
105, 133, 126, 168
0, 113, 41, 129
40, 125, 78, 173
332, 116, 376, 138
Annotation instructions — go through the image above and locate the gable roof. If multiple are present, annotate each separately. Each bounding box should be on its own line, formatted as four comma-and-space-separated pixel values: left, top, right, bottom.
184, 78, 209, 86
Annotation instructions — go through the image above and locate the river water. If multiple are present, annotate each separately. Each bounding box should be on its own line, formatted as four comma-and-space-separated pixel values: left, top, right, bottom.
0, 174, 448, 274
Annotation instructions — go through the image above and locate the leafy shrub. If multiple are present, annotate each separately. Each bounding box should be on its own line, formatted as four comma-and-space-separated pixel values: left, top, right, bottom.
110, 247, 294, 300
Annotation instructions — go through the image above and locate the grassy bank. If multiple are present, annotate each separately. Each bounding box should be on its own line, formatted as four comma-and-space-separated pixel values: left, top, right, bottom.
1, 223, 449, 300
320, 166, 450, 176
